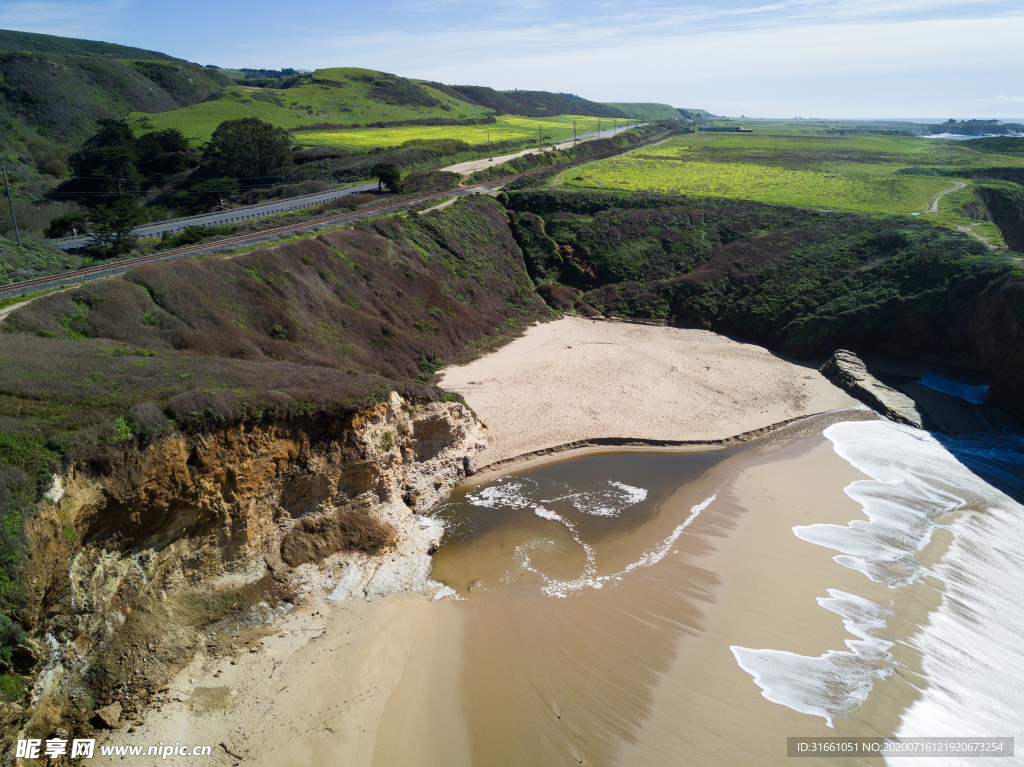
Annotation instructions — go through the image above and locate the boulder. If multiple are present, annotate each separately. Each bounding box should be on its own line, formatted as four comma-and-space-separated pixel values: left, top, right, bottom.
819, 350, 924, 428
92, 701, 122, 729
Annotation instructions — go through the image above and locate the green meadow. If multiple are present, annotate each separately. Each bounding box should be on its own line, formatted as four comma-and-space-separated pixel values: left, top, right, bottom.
563, 133, 1023, 242
293, 114, 631, 149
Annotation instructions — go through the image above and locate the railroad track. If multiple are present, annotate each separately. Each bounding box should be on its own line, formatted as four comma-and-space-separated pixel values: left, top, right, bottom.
1, 127, 669, 301
0, 181, 511, 299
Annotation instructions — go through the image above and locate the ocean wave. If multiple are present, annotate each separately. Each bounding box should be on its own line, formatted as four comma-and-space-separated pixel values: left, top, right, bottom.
731, 591, 894, 728
732, 419, 1024, 739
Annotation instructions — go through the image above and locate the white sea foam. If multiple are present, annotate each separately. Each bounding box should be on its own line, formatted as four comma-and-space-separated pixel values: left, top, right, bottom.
531, 493, 716, 598
919, 371, 989, 404
467, 480, 538, 510
544, 480, 649, 517
469, 476, 712, 596
731, 590, 894, 728
793, 421, 987, 586
886, 451, 1024, 763
731, 418, 1024, 744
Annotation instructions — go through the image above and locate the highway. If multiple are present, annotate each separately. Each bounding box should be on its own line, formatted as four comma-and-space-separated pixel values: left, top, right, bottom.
2, 125, 664, 300
52, 181, 381, 251
0, 183, 501, 300
51, 123, 646, 251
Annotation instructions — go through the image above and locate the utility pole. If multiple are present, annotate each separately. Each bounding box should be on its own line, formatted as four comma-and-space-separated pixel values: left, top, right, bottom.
573, 119, 577, 144
2, 166, 21, 247
598, 119, 601, 136
538, 125, 542, 150
488, 128, 491, 160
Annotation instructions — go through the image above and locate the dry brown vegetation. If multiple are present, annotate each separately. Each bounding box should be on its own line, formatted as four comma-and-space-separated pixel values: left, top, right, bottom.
280, 509, 397, 566
3, 197, 547, 433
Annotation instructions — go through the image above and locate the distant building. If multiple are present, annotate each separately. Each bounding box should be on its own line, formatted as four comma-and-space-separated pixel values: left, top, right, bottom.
697, 125, 753, 133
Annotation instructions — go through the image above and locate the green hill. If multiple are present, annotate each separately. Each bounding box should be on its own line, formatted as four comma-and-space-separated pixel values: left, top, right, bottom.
0, 28, 182, 61
129, 68, 496, 143
603, 103, 682, 121
428, 85, 626, 118
131, 71, 629, 144
0, 54, 229, 142
0, 36, 230, 179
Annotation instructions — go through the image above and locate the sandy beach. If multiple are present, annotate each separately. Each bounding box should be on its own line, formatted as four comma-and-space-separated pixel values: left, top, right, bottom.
440, 316, 860, 467
95, 412, 912, 767
90, 323, 1015, 767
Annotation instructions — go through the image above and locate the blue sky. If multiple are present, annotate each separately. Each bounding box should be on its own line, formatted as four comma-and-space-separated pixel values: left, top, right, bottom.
2, 0, 1022, 119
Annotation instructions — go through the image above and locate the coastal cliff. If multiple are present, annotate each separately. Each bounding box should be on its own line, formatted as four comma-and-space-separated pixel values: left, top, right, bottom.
7, 393, 482, 745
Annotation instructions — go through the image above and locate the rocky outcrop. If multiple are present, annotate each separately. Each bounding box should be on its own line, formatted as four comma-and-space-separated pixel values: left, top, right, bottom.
819, 350, 924, 428
17, 392, 484, 741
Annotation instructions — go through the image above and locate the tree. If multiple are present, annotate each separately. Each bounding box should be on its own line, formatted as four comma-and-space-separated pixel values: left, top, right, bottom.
87, 197, 148, 257
174, 177, 241, 214
65, 122, 195, 206
202, 117, 293, 179
372, 162, 402, 193
44, 212, 90, 239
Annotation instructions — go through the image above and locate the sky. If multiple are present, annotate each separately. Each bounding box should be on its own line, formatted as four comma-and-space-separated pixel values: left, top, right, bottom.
1, 0, 1023, 119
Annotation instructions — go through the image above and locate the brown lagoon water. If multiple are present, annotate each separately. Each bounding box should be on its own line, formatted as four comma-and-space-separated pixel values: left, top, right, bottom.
378, 408, 1024, 766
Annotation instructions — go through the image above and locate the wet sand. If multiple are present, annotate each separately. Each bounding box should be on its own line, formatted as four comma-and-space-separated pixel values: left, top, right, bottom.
439, 317, 860, 467
98, 410, 948, 766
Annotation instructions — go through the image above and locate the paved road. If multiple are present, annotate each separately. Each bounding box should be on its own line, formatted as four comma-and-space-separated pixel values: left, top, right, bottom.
1, 184, 500, 300
54, 124, 646, 250
52, 181, 380, 251
444, 124, 645, 176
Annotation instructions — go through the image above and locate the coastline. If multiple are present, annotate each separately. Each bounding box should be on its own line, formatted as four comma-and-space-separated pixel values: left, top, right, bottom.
89, 322, 996, 765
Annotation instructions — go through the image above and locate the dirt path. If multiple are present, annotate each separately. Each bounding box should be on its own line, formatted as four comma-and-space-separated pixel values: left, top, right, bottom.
956, 223, 997, 250
0, 287, 70, 324
924, 181, 966, 213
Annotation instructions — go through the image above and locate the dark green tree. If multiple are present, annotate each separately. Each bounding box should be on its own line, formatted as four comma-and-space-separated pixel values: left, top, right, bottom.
372, 162, 402, 192
64, 122, 195, 206
174, 177, 241, 214
44, 212, 90, 239
135, 128, 194, 178
202, 117, 293, 179
87, 197, 148, 257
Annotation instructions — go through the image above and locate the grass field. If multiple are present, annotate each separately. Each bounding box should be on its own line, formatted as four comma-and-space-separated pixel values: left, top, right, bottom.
128, 67, 494, 143
696, 118, 929, 136
563, 133, 1024, 239
292, 114, 633, 149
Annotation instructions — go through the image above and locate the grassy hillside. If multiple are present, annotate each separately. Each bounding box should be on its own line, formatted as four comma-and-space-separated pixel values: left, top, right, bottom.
0, 50, 230, 182
0, 198, 549, 597
966, 137, 1024, 158
130, 69, 632, 146
0, 28, 181, 61
503, 189, 1023, 396
604, 103, 683, 121
426, 84, 625, 119
129, 68, 494, 143
563, 132, 1024, 243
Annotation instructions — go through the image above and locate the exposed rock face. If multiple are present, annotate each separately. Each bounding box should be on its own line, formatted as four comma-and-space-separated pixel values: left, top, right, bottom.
819, 350, 925, 428
19, 392, 484, 739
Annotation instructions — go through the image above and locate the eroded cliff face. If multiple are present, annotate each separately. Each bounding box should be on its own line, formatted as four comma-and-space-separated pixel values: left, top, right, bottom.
12, 393, 483, 740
